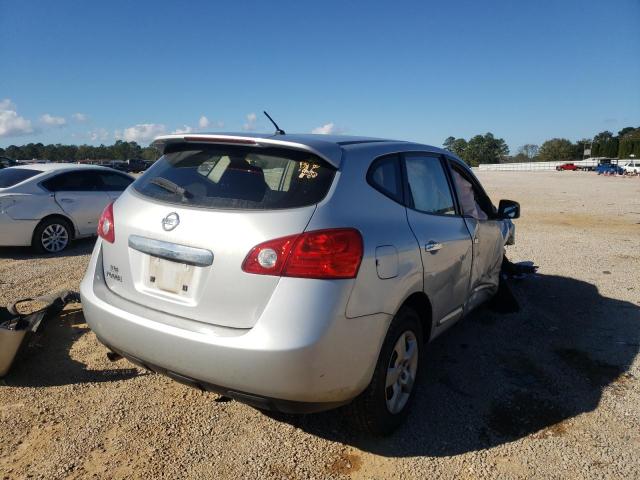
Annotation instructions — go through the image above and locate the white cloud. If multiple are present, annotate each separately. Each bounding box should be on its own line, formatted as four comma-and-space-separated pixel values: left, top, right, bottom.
40, 113, 67, 127
89, 128, 109, 142
172, 125, 194, 134
72, 112, 89, 122
195, 116, 223, 130
0, 98, 34, 138
115, 123, 167, 143
311, 122, 343, 135
199, 115, 210, 129
242, 112, 257, 131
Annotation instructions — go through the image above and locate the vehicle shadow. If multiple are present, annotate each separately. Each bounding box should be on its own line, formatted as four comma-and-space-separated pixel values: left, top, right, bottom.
3, 307, 140, 387
273, 273, 639, 456
0, 237, 96, 260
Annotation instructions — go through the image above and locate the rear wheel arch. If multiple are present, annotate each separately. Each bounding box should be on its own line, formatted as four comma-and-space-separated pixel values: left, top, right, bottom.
358, 290, 433, 396
349, 299, 426, 434
398, 291, 433, 343
34, 214, 77, 240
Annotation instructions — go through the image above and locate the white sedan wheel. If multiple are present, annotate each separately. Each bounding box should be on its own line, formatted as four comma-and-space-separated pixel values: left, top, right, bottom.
40, 223, 69, 252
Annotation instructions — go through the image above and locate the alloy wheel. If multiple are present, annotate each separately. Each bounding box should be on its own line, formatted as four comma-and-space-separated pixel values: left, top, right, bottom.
385, 330, 419, 414
41, 223, 69, 252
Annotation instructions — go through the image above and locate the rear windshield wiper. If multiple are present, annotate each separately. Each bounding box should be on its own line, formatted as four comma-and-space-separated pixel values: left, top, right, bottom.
149, 177, 193, 199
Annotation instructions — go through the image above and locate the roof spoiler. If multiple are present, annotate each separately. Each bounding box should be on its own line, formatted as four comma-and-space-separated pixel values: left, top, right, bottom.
151, 134, 343, 168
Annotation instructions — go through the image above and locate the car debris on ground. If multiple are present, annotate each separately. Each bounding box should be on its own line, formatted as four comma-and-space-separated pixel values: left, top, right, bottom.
0, 290, 79, 377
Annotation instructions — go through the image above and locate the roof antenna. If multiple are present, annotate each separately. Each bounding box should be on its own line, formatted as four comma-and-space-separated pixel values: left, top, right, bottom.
263, 111, 286, 135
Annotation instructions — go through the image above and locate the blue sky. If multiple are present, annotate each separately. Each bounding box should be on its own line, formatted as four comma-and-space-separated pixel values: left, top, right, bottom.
1, 0, 639, 151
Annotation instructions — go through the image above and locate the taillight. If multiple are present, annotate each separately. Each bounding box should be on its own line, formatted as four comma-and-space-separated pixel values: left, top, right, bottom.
242, 228, 363, 279
97, 202, 115, 243
242, 234, 298, 276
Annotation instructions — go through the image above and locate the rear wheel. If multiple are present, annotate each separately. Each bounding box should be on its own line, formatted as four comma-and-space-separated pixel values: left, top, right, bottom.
32, 217, 72, 253
349, 306, 422, 435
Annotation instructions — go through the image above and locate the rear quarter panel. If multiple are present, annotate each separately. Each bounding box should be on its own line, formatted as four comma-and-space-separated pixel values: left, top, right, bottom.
2, 171, 77, 223
307, 146, 424, 320
2, 192, 65, 221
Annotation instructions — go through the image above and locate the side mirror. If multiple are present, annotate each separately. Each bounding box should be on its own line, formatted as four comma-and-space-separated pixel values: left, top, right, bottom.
498, 199, 520, 219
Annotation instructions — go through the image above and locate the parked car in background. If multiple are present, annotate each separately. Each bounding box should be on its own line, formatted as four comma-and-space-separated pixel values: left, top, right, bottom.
0, 156, 17, 169
105, 160, 126, 172
0, 164, 133, 253
596, 160, 624, 175
106, 159, 153, 174
556, 163, 578, 171
126, 158, 154, 173
81, 133, 519, 434
621, 160, 640, 175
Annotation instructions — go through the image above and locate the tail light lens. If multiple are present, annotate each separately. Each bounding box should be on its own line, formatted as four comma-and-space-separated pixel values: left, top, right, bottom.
242, 228, 363, 279
97, 202, 115, 243
242, 234, 298, 276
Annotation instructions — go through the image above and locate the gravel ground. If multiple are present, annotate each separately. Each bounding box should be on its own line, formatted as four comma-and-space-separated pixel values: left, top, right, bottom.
1, 171, 639, 479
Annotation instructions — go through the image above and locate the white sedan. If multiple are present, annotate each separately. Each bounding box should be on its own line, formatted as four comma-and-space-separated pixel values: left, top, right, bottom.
0, 163, 134, 253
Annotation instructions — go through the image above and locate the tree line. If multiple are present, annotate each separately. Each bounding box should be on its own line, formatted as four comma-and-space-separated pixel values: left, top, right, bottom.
2, 126, 639, 166
444, 126, 640, 165
0, 140, 160, 163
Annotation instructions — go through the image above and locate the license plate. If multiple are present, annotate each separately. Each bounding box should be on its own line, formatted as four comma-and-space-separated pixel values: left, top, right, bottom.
148, 256, 194, 294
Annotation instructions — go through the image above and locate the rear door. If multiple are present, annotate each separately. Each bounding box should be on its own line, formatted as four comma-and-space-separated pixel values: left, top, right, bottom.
403, 153, 473, 327
448, 160, 504, 311
43, 170, 111, 235
101, 143, 336, 329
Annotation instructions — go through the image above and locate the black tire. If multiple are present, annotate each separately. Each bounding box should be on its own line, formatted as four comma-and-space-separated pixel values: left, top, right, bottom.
32, 217, 73, 254
348, 306, 423, 435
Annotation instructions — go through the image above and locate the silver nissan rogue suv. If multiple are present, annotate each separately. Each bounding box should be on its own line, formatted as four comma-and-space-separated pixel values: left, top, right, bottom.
80, 133, 519, 434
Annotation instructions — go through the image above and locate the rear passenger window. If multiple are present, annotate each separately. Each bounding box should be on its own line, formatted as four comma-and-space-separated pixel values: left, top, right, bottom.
404, 154, 455, 215
99, 172, 133, 191
42, 171, 103, 192
367, 155, 403, 203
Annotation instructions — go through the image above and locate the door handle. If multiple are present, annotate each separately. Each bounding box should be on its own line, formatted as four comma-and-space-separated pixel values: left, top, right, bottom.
59, 198, 75, 203
424, 241, 443, 253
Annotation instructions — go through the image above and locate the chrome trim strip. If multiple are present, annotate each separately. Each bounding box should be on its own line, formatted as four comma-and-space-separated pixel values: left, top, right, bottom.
437, 307, 463, 326
128, 235, 213, 267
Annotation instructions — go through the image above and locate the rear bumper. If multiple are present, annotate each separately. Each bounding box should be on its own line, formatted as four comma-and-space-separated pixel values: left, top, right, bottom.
0, 214, 37, 246
102, 343, 347, 413
80, 240, 392, 409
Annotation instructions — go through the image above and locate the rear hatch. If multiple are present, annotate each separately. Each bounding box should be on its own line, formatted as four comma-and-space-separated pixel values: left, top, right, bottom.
101, 141, 336, 329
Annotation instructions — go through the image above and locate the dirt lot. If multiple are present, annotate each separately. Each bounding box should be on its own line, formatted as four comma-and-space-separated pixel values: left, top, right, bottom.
1, 171, 639, 479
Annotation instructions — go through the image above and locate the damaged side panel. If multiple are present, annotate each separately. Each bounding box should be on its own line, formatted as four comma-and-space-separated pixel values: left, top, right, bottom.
2, 193, 67, 221
463, 217, 509, 313
0, 192, 79, 245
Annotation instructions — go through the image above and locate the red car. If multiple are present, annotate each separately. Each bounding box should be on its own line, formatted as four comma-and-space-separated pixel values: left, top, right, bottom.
556, 163, 578, 171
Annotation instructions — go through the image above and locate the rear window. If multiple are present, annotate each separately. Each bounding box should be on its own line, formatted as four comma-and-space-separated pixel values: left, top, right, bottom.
133, 144, 336, 210
0, 168, 42, 188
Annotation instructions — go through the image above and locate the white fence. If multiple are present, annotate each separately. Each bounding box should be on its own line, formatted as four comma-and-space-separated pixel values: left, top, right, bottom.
477, 158, 604, 172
